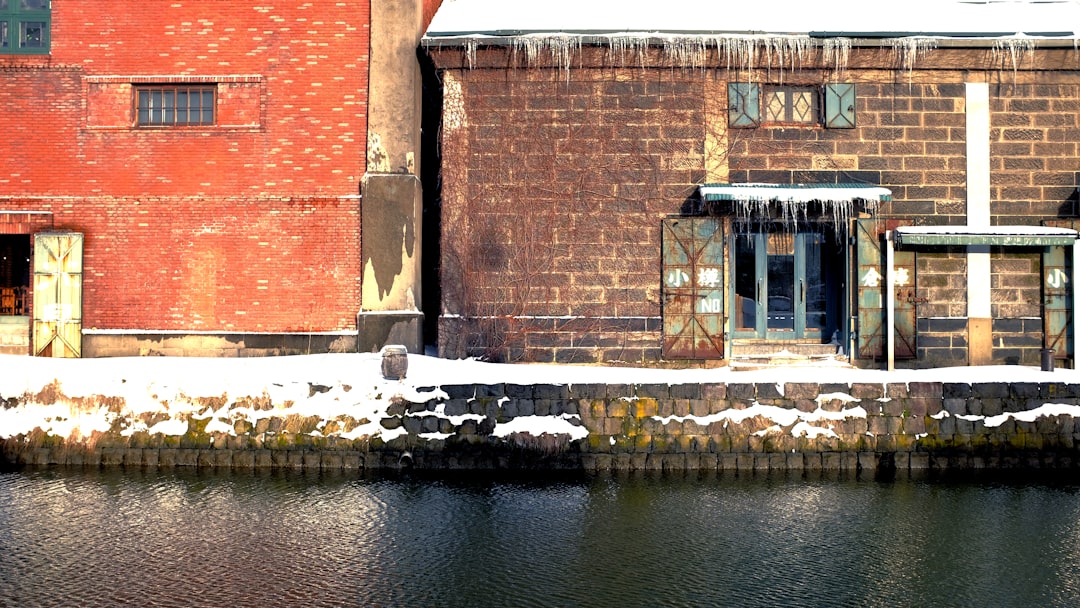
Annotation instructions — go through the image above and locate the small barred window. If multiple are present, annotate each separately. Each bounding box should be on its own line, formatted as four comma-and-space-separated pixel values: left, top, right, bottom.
136, 86, 217, 126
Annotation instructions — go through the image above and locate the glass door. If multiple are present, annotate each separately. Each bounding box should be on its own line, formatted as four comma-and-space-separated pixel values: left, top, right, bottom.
732, 227, 837, 340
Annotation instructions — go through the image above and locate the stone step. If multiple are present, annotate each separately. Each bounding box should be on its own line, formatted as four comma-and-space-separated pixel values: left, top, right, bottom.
729, 348, 851, 371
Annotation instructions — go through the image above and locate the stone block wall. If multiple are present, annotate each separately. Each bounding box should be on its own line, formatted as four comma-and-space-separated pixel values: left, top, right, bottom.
430, 46, 1080, 366
7, 380, 1080, 475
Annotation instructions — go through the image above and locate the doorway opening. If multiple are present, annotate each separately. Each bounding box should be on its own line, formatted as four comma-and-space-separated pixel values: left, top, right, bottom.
0, 234, 30, 316
732, 223, 843, 342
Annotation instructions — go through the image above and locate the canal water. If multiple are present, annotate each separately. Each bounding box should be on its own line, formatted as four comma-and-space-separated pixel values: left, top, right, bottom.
2, 466, 1080, 607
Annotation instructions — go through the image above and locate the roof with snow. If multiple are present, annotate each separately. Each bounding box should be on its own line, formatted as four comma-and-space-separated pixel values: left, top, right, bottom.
424, 0, 1080, 43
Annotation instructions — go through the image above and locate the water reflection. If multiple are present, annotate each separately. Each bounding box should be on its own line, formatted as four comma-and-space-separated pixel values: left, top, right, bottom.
2, 467, 1080, 607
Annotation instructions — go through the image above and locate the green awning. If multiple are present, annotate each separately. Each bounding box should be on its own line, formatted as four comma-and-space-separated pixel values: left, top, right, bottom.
894, 225, 1079, 247
699, 183, 892, 203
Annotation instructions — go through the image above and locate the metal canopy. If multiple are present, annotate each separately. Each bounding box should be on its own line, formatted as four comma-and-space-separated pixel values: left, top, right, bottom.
699, 183, 892, 204
893, 225, 1079, 247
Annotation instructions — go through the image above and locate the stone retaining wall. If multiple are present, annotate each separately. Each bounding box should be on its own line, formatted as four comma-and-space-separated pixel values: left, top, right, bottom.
5, 380, 1080, 475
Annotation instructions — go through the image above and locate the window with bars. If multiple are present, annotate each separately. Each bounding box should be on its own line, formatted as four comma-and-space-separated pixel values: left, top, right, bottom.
135, 85, 216, 126
0, 0, 49, 54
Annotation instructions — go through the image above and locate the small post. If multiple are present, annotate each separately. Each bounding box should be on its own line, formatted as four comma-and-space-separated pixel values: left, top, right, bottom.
1041, 348, 1055, 372
381, 344, 409, 380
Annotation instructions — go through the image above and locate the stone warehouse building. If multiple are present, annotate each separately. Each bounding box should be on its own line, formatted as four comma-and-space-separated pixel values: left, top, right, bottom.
0, 0, 440, 357
422, 0, 1080, 369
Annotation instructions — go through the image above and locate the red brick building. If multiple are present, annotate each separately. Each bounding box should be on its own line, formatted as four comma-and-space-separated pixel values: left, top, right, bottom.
423, 0, 1080, 369
0, 1, 441, 357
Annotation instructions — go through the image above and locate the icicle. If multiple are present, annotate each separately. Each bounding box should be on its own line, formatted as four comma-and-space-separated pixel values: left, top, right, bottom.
887, 37, 937, 81
991, 37, 1036, 78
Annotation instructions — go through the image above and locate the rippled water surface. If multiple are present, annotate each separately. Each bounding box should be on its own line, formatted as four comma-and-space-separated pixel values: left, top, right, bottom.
3, 466, 1080, 607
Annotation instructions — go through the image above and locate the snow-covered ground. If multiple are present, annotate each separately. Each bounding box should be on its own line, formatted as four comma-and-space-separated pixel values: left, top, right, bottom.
0, 352, 1076, 445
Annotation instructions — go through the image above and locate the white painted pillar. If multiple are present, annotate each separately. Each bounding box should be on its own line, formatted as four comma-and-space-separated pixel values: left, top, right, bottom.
966, 82, 992, 364
886, 230, 895, 371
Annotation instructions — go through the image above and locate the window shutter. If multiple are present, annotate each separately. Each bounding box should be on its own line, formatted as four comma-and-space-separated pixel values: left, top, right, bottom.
728, 83, 760, 128
824, 83, 856, 128
855, 219, 916, 360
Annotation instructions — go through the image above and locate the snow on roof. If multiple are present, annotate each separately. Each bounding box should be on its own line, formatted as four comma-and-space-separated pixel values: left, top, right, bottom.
424, 0, 1080, 41
700, 183, 892, 204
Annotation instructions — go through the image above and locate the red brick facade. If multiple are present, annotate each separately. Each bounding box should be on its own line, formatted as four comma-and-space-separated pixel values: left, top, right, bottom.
0, 1, 370, 351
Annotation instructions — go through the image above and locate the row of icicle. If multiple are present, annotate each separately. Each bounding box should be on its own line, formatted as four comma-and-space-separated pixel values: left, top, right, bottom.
455, 33, 1056, 79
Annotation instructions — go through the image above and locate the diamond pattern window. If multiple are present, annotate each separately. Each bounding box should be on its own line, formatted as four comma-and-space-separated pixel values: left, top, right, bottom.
764, 86, 818, 124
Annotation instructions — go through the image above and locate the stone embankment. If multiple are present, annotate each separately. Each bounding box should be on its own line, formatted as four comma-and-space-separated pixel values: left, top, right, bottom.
5, 378, 1080, 475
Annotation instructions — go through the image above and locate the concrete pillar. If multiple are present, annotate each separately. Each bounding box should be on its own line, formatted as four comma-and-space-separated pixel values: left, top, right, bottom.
359, 0, 428, 353
965, 81, 992, 365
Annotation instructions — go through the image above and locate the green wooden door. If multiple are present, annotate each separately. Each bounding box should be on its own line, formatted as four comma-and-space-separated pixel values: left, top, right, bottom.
855, 219, 916, 360
662, 218, 725, 359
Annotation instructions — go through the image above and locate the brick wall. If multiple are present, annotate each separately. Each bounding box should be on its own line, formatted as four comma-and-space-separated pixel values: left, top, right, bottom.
0, 1, 369, 338
438, 67, 703, 361
431, 46, 1080, 365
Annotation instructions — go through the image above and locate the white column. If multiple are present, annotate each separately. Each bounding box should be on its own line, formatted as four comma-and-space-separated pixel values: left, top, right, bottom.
966, 82, 992, 320
886, 230, 895, 371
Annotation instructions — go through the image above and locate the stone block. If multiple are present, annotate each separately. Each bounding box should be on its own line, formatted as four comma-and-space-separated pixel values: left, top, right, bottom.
972, 383, 1009, 398
719, 453, 739, 470
673, 399, 690, 417
785, 383, 820, 400
943, 398, 968, 415
670, 384, 700, 400
757, 383, 783, 400
690, 399, 710, 417
636, 384, 669, 399
858, 452, 879, 472
232, 451, 255, 468
475, 384, 505, 399
882, 398, 904, 417
851, 383, 885, 399
943, 383, 972, 399
727, 383, 756, 400
701, 384, 727, 399
822, 452, 842, 469
1011, 383, 1040, 399
908, 382, 943, 398
786, 453, 805, 470
840, 452, 859, 470
321, 453, 344, 470
909, 453, 930, 469
604, 399, 630, 419
885, 383, 909, 399
902, 416, 927, 434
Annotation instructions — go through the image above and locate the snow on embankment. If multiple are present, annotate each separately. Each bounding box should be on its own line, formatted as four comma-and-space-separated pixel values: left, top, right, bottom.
1, 352, 1077, 447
